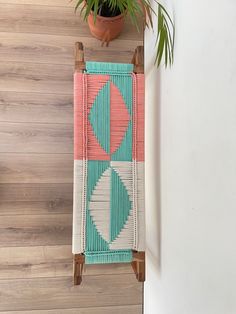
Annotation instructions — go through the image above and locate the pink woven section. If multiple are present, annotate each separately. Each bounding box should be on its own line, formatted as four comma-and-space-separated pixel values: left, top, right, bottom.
87, 75, 110, 160
74, 73, 110, 160
74, 73, 84, 159
74, 73, 144, 161
135, 74, 145, 161
110, 82, 130, 155
87, 75, 110, 110
87, 122, 110, 160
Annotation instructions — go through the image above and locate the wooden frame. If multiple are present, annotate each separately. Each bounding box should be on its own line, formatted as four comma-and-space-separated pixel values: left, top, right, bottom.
73, 42, 145, 285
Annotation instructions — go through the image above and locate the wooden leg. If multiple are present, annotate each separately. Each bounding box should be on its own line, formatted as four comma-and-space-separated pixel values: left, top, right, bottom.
131, 46, 144, 74
75, 42, 86, 72
73, 254, 85, 285
132, 251, 145, 282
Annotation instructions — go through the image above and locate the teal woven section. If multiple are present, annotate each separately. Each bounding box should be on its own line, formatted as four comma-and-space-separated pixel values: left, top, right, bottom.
86, 161, 110, 253
88, 81, 110, 154
86, 61, 133, 74
110, 75, 133, 116
86, 160, 110, 203
85, 250, 132, 264
84, 61, 134, 264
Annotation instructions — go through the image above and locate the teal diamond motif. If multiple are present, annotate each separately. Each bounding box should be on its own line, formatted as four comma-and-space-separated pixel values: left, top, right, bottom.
88, 81, 110, 154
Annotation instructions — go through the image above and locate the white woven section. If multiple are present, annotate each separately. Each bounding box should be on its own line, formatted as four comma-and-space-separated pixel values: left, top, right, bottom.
136, 162, 145, 251
131, 73, 138, 250
72, 160, 83, 254
109, 214, 134, 250
89, 167, 111, 242
73, 160, 145, 252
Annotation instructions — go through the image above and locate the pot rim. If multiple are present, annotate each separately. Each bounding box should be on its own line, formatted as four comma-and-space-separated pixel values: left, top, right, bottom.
89, 10, 125, 21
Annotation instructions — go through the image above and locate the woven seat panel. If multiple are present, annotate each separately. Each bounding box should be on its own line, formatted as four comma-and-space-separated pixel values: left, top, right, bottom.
73, 62, 145, 264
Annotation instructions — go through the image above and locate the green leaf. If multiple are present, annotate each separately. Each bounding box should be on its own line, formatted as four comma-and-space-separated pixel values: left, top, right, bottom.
93, 0, 99, 22
74, 0, 175, 67
156, 29, 165, 66
155, 3, 175, 67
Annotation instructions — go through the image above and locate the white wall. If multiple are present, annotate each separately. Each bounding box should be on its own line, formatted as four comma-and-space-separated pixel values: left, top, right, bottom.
144, 1, 236, 313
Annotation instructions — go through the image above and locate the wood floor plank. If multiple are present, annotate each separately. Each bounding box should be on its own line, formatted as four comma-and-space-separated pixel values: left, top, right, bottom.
0, 183, 72, 215
0, 122, 73, 154
0, 61, 72, 95
0, 1, 143, 312
0, 32, 142, 65
0, 198, 72, 215
0, 245, 133, 279
0, 214, 72, 247
0, 3, 142, 40
0, 245, 72, 279
0, 275, 142, 311
0, 3, 88, 37
0, 92, 73, 124
0, 305, 142, 314
0, 153, 73, 183
0, 0, 74, 6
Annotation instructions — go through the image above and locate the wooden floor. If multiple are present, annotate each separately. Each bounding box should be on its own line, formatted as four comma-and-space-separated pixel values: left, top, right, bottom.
0, 1, 143, 313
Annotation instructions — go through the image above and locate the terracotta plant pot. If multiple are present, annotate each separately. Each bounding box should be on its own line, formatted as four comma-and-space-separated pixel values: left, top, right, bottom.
87, 11, 125, 43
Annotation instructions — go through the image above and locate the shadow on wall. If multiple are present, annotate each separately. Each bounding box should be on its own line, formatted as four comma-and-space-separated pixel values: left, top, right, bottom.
145, 55, 162, 273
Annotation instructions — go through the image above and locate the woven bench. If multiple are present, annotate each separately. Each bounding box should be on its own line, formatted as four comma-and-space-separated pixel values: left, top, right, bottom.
73, 42, 145, 285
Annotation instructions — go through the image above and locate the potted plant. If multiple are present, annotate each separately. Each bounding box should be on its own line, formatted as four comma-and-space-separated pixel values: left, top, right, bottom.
75, 0, 174, 67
